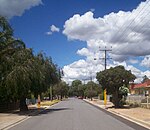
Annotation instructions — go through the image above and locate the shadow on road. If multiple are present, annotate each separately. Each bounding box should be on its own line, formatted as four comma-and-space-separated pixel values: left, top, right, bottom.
39, 108, 72, 115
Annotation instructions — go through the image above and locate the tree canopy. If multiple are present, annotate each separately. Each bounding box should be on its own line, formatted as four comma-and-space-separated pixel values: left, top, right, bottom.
84, 81, 101, 100
96, 65, 136, 107
0, 16, 60, 111
69, 80, 101, 99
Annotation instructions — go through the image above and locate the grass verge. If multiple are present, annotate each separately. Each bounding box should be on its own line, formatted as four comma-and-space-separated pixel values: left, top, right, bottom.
40, 100, 60, 106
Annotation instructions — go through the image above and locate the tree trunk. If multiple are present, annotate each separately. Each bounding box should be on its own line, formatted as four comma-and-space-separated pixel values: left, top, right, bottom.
49, 93, 51, 100
112, 90, 120, 108
90, 97, 93, 101
19, 97, 28, 111
61, 94, 63, 100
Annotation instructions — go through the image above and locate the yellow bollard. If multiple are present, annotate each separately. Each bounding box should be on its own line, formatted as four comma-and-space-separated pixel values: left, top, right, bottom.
104, 89, 107, 107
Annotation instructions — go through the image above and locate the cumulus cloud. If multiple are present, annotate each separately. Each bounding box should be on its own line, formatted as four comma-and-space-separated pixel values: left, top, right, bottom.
63, 0, 150, 61
46, 25, 60, 35
0, 0, 42, 18
62, 0, 150, 84
77, 48, 91, 57
62, 59, 104, 84
141, 55, 150, 68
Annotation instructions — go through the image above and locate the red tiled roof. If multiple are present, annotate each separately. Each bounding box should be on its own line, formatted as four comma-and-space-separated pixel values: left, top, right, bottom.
133, 83, 147, 89
130, 79, 150, 89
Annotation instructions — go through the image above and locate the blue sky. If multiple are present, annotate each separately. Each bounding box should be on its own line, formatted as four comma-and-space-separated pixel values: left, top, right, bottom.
9, 0, 144, 66
0, 0, 149, 83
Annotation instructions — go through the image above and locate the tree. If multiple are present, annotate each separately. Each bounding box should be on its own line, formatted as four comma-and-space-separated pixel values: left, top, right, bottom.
0, 16, 60, 111
0, 16, 29, 111
53, 81, 69, 100
84, 81, 100, 100
71, 80, 82, 96
96, 66, 136, 108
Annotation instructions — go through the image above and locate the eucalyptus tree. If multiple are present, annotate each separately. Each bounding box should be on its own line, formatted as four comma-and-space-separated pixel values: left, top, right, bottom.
71, 80, 82, 96
84, 81, 100, 100
53, 81, 69, 100
0, 16, 26, 106
0, 16, 60, 111
4, 48, 34, 111
30, 53, 60, 98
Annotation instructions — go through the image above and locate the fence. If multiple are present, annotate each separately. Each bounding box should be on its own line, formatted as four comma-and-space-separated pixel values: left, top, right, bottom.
0, 102, 19, 112
26, 98, 36, 105
127, 95, 145, 103
126, 95, 150, 109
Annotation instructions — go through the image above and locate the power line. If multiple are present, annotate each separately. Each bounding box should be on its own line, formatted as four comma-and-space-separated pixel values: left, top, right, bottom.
112, 0, 150, 43
109, 1, 150, 62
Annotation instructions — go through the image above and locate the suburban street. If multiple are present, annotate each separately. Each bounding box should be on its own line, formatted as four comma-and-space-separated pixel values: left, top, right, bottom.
9, 98, 148, 130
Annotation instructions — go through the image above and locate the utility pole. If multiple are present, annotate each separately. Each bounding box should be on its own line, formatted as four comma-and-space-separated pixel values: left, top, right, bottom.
99, 46, 112, 107
99, 46, 112, 70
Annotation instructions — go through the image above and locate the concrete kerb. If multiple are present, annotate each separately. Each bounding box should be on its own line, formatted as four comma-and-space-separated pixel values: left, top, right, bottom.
1, 101, 60, 130
83, 99, 150, 130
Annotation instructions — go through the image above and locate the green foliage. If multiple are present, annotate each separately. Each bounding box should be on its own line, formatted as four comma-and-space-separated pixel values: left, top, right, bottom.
0, 16, 60, 111
72, 80, 82, 87
84, 81, 100, 100
96, 65, 136, 107
119, 85, 129, 96
70, 80, 82, 96
69, 80, 101, 99
53, 81, 69, 99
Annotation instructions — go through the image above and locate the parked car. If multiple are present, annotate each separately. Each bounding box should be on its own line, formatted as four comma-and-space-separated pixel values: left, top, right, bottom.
78, 96, 83, 99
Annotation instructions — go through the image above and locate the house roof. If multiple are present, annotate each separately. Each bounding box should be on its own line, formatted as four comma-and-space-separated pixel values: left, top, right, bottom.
133, 83, 148, 89
130, 79, 150, 89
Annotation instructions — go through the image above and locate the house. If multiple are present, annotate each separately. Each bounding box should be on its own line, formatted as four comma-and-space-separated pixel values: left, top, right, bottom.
130, 79, 150, 96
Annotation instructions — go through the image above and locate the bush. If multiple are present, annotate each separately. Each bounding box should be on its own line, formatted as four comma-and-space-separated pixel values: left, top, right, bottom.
129, 102, 140, 108
99, 94, 104, 100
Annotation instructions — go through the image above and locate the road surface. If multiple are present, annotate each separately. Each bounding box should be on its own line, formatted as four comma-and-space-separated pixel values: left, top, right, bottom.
9, 98, 149, 130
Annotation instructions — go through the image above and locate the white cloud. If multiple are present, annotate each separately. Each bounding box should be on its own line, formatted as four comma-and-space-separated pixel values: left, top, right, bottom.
0, 0, 42, 18
62, 59, 104, 84
62, 0, 150, 84
46, 25, 60, 35
46, 32, 52, 35
51, 25, 60, 32
141, 55, 150, 68
63, 0, 150, 61
77, 48, 91, 57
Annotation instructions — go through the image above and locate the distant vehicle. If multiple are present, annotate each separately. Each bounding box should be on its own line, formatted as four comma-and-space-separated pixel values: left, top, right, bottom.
78, 96, 83, 99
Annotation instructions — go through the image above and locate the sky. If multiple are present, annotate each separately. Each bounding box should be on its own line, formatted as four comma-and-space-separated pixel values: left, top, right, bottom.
0, 0, 150, 84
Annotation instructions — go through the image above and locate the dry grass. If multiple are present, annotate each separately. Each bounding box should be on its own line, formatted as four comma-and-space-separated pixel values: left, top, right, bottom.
40, 100, 60, 106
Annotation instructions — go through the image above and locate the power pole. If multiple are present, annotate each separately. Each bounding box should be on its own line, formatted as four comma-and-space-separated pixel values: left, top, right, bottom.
99, 46, 112, 70
99, 46, 112, 107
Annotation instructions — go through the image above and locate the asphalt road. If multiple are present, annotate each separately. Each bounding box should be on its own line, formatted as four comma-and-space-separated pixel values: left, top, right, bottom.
9, 98, 149, 130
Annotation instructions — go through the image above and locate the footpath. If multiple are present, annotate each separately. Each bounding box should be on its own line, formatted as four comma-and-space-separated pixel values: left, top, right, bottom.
0, 100, 58, 130
84, 99, 150, 129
